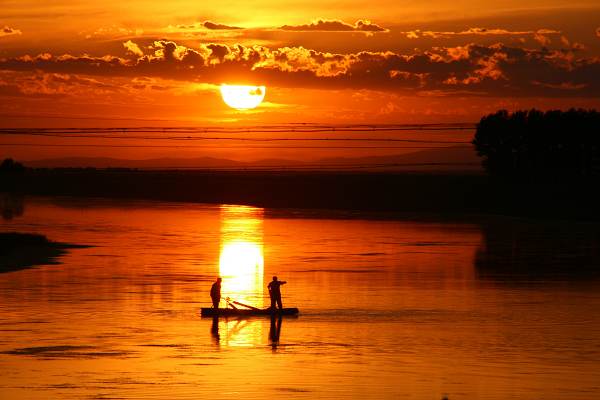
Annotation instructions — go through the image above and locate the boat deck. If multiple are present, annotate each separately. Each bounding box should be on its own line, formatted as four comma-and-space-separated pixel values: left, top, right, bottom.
200, 307, 299, 317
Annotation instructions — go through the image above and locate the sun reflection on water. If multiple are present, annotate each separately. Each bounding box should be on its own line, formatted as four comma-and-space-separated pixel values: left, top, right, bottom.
218, 205, 265, 345
219, 205, 264, 307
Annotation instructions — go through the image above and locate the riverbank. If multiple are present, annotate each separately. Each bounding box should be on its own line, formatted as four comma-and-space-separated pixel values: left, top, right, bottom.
0, 232, 88, 273
3, 169, 600, 220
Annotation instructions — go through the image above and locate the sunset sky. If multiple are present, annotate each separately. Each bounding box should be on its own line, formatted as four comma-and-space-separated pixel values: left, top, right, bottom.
1, 1, 600, 161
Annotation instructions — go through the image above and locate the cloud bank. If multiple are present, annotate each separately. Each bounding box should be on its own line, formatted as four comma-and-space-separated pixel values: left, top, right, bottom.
280, 19, 387, 32
173, 21, 243, 30
0, 40, 598, 98
404, 28, 561, 40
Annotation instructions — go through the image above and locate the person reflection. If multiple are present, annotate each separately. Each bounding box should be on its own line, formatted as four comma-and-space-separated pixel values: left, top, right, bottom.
269, 315, 282, 350
211, 315, 220, 344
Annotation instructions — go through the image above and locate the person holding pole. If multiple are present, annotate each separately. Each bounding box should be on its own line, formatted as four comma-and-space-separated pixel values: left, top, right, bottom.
267, 276, 287, 310
210, 277, 222, 309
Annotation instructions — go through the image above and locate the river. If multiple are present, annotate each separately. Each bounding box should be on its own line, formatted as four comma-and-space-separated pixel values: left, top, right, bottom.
1, 196, 599, 399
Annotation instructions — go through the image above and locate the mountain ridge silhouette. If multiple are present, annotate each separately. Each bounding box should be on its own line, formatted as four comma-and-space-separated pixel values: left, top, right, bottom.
21, 146, 480, 171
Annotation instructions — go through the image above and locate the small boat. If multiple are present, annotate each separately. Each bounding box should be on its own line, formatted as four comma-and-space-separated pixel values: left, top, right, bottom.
201, 297, 299, 318
200, 307, 299, 317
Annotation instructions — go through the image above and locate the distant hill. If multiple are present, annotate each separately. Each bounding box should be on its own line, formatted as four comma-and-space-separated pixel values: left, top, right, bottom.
317, 146, 480, 171
24, 157, 241, 168
23, 146, 481, 172
25, 156, 250, 169
23, 156, 312, 169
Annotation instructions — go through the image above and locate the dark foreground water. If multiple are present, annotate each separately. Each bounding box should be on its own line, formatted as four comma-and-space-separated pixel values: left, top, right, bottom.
1, 196, 599, 399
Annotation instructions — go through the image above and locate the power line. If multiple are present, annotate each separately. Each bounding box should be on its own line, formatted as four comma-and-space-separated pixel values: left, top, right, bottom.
122, 162, 480, 171
0, 123, 476, 135
0, 143, 471, 149
0, 132, 471, 144
19, 162, 479, 171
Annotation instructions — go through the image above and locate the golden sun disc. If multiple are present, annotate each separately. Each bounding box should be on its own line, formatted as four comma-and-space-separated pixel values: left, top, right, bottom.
220, 84, 266, 110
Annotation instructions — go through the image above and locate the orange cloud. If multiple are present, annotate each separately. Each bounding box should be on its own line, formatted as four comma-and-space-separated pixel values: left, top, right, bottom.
85, 26, 143, 39
0, 70, 124, 100
280, 19, 387, 32
1, 26, 22, 38
123, 40, 144, 57
534, 32, 551, 46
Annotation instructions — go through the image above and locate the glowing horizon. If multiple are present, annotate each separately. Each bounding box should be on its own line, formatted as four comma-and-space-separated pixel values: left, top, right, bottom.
1, 1, 599, 161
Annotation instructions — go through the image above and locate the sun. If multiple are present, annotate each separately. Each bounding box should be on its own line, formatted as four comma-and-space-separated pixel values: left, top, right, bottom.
220, 84, 266, 110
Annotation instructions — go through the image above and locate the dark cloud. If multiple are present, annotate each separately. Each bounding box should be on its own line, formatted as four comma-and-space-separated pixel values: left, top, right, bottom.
0, 40, 598, 97
404, 27, 561, 40
280, 19, 387, 33
596, 27, 600, 37
175, 21, 242, 30
202, 21, 242, 30
1, 26, 22, 38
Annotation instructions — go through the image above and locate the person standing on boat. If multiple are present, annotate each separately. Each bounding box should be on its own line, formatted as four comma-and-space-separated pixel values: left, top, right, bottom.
268, 276, 287, 310
210, 277, 222, 309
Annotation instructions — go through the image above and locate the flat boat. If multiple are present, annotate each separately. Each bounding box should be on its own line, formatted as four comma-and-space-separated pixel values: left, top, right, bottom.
201, 307, 299, 317
202, 297, 299, 317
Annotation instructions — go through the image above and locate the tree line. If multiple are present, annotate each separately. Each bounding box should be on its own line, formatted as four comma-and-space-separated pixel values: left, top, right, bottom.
473, 109, 600, 178
0, 158, 25, 173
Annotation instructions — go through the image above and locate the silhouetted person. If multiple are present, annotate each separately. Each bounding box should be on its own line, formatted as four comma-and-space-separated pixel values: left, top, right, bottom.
267, 276, 287, 310
210, 277, 222, 309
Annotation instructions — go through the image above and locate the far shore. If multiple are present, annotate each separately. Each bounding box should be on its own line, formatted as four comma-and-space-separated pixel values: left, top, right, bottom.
0, 232, 89, 273
3, 169, 600, 221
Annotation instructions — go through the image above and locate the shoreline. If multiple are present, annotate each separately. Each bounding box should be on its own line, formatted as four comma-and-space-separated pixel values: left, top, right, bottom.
0, 232, 89, 273
3, 169, 600, 221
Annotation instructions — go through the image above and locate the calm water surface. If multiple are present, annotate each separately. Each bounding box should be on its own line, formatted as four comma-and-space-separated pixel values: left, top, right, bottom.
1, 196, 599, 399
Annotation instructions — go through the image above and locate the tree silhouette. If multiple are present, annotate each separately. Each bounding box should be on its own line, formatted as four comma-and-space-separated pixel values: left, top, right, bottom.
0, 158, 25, 173
473, 109, 600, 178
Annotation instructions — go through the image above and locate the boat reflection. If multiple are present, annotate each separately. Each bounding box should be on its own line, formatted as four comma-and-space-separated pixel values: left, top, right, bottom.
215, 205, 265, 346
209, 315, 285, 350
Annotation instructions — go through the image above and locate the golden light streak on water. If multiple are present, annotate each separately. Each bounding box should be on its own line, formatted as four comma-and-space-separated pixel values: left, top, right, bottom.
218, 205, 265, 346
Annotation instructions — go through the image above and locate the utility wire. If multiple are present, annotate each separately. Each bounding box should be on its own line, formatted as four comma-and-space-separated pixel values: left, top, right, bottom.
20, 162, 479, 171
0, 124, 476, 135
0, 132, 471, 144
0, 143, 471, 149
113, 162, 480, 171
